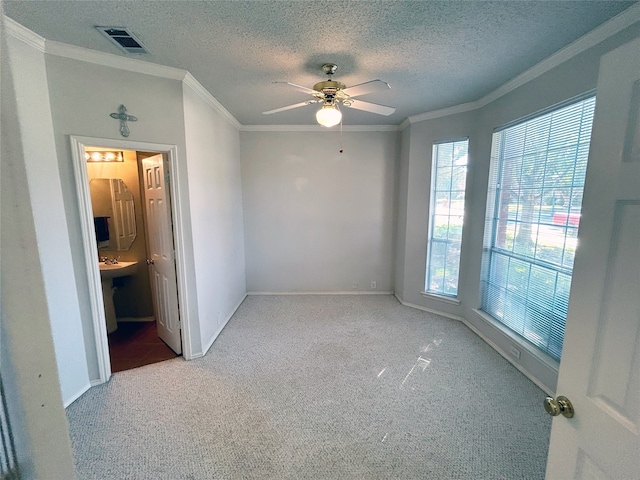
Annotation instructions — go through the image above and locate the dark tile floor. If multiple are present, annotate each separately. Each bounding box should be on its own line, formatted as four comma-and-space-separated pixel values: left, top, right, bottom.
108, 321, 179, 372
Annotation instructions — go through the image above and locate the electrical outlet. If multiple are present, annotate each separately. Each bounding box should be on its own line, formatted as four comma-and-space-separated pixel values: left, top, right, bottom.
371, 281, 377, 289
509, 346, 521, 360
352, 282, 358, 290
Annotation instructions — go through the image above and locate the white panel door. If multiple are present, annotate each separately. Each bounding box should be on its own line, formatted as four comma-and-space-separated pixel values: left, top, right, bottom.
141, 154, 182, 354
545, 37, 640, 479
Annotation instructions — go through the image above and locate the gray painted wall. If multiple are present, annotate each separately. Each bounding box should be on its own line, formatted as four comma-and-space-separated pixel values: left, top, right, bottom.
396, 23, 640, 393
240, 130, 397, 293
6, 28, 90, 406
44, 54, 197, 381
8, 35, 248, 401
397, 110, 478, 319
3, 10, 639, 476
393, 127, 411, 298
2, 20, 77, 479
183, 85, 247, 348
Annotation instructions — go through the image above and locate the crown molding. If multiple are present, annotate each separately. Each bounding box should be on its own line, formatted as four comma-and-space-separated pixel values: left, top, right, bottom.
240, 124, 400, 132
6, 2, 639, 130
4, 17, 242, 128
407, 100, 479, 125
476, 1, 640, 109
406, 2, 640, 125
182, 74, 241, 129
398, 118, 411, 131
44, 39, 187, 81
4, 15, 45, 51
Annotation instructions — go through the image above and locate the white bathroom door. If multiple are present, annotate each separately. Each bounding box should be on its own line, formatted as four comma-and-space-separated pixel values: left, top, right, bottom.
545, 36, 640, 479
141, 154, 182, 354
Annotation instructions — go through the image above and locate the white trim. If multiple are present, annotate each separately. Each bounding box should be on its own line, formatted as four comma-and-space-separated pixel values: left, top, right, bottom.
5, 2, 638, 128
433, 136, 470, 146
406, 3, 640, 125
44, 39, 187, 81
183, 73, 241, 129
69, 136, 194, 384
163, 143, 195, 361
471, 308, 560, 373
395, 293, 556, 395
199, 294, 248, 357
247, 290, 394, 296
63, 382, 91, 408
478, 2, 640, 109
240, 124, 400, 132
464, 311, 556, 396
419, 291, 462, 306
407, 100, 479, 125
70, 136, 112, 384
4, 15, 46, 51
494, 90, 596, 134
394, 294, 465, 322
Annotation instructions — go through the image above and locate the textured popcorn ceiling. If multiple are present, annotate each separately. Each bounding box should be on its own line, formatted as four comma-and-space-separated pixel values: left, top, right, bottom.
4, 1, 636, 125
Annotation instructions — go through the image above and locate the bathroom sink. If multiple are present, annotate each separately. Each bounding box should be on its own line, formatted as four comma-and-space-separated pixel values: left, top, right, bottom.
99, 261, 138, 279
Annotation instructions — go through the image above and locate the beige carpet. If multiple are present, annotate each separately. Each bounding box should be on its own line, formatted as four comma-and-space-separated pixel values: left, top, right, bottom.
66, 295, 551, 479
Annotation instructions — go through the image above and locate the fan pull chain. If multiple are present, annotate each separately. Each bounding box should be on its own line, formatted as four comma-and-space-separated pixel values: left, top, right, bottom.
339, 117, 344, 153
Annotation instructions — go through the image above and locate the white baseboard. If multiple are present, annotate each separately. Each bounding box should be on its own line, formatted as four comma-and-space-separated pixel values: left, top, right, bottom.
461, 315, 555, 396
199, 294, 248, 357
63, 382, 92, 408
394, 293, 555, 395
394, 294, 464, 322
247, 290, 394, 296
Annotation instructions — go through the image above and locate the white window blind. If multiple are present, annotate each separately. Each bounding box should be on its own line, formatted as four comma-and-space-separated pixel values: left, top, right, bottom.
481, 96, 595, 360
426, 139, 469, 297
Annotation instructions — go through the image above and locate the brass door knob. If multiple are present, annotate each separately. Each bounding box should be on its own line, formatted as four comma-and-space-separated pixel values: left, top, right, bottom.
544, 395, 574, 418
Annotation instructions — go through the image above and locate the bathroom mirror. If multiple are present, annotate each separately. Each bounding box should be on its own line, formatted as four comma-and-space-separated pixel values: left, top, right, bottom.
89, 178, 136, 251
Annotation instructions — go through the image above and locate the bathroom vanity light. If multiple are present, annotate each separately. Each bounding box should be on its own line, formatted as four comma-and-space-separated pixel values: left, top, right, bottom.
85, 151, 124, 162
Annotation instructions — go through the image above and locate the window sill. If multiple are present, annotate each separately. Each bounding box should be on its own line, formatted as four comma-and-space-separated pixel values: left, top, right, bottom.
472, 308, 560, 372
419, 291, 461, 306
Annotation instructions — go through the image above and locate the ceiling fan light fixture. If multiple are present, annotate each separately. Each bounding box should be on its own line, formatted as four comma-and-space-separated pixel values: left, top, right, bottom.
316, 105, 342, 127
263, 63, 394, 123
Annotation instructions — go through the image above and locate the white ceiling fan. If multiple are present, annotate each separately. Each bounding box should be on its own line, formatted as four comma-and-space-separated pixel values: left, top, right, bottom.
263, 63, 396, 127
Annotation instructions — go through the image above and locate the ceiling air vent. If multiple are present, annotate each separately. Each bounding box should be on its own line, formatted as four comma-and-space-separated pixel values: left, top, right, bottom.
96, 26, 149, 54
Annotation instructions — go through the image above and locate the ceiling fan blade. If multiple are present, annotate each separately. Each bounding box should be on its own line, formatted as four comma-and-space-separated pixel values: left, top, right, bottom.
273, 81, 318, 95
262, 100, 319, 115
341, 80, 390, 98
343, 99, 395, 116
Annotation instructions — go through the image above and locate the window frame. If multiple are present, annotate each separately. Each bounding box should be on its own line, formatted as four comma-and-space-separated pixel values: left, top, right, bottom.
480, 93, 596, 362
424, 137, 469, 299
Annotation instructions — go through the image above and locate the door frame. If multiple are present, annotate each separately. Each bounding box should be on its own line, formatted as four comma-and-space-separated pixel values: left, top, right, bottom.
70, 135, 193, 384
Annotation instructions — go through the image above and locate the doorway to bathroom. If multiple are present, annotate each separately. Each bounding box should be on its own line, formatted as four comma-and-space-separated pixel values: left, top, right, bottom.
71, 136, 193, 384
85, 148, 181, 372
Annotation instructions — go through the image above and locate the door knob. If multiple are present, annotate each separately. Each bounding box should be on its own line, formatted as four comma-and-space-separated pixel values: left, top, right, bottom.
544, 395, 574, 418
146, 259, 155, 265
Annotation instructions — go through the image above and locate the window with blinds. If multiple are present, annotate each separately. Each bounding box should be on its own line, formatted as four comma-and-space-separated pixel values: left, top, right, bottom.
425, 139, 469, 297
481, 96, 595, 361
